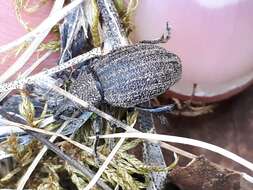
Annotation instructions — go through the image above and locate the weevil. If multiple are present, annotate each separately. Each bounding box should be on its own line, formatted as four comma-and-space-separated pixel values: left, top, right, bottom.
69, 43, 182, 109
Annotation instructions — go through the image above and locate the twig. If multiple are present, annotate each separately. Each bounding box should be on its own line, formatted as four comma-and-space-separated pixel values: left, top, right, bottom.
41, 82, 135, 132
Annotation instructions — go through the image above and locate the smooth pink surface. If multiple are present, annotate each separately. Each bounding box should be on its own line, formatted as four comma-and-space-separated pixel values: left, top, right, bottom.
0, 1, 57, 77
133, 0, 253, 100
0, 1, 53, 44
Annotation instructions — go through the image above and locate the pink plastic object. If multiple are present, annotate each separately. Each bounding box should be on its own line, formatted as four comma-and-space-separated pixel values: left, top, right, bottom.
0, 1, 57, 78
133, 0, 253, 102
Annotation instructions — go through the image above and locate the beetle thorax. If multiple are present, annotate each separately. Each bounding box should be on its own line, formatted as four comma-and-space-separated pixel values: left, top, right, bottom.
68, 70, 102, 106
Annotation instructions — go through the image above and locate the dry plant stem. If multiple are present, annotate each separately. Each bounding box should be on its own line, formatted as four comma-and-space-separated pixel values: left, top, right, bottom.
0, 119, 93, 154
0, 0, 85, 53
22, 51, 53, 77
94, 133, 253, 173
0, 0, 64, 83
0, 118, 118, 166
97, 0, 128, 50
84, 137, 127, 190
0, 51, 52, 102
160, 142, 197, 159
17, 122, 68, 190
44, 82, 197, 160
242, 173, 253, 183
0, 48, 101, 92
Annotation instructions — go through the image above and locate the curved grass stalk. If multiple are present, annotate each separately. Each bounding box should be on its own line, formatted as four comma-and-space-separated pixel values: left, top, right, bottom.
92, 132, 253, 173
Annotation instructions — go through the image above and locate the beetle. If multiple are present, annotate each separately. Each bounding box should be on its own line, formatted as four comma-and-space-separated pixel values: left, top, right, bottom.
68, 43, 182, 109
0, 42, 181, 112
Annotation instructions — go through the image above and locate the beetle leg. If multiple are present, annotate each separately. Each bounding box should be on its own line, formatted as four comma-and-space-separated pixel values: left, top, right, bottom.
139, 22, 171, 44
54, 103, 76, 120
92, 116, 102, 160
135, 103, 175, 113
108, 123, 117, 150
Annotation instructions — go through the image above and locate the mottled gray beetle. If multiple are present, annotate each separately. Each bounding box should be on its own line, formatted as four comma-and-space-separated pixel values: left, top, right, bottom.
69, 43, 182, 108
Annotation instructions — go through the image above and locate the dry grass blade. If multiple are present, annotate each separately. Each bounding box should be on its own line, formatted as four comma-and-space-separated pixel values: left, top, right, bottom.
242, 173, 253, 183
17, 122, 69, 190
0, 118, 93, 155
84, 118, 138, 190
0, 115, 112, 189
93, 132, 253, 173
0, 0, 64, 83
84, 137, 127, 190
0, 0, 85, 53
0, 48, 101, 92
0, 51, 52, 102
160, 141, 197, 159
